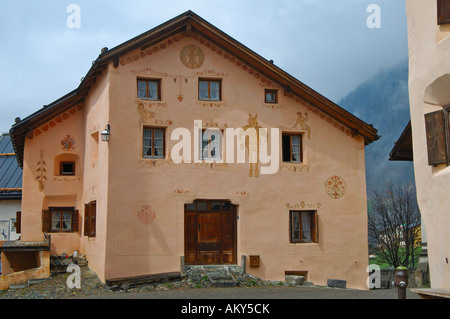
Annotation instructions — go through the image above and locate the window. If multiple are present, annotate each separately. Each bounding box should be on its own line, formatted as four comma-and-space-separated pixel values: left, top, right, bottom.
84, 201, 97, 237
60, 161, 75, 176
265, 89, 278, 104
290, 211, 318, 243
199, 79, 221, 101
143, 127, 165, 159
138, 79, 161, 100
425, 104, 450, 166
200, 129, 222, 161
438, 0, 450, 25
282, 133, 303, 163
43, 208, 79, 233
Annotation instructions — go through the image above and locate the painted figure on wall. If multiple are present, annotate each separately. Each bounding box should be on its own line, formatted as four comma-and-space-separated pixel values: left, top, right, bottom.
293, 112, 311, 139
242, 114, 263, 178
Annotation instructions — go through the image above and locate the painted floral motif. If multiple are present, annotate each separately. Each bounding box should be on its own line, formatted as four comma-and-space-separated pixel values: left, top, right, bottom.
36, 150, 47, 192
137, 205, 156, 225
325, 176, 347, 199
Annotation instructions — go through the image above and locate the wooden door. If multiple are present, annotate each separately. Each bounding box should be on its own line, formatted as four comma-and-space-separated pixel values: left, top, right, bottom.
184, 201, 237, 265
198, 213, 221, 264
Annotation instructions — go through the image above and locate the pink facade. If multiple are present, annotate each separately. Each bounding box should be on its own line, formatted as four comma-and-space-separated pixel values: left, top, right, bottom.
9, 12, 378, 290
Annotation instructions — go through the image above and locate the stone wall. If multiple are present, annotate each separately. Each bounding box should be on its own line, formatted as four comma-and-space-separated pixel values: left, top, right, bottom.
50, 253, 88, 271
379, 267, 429, 289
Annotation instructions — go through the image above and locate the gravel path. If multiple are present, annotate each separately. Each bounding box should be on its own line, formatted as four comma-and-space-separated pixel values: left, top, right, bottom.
0, 266, 289, 299
0, 266, 419, 300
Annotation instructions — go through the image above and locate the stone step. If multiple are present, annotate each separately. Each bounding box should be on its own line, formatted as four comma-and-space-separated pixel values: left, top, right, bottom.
9, 284, 28, 290
197, 265, 239, 288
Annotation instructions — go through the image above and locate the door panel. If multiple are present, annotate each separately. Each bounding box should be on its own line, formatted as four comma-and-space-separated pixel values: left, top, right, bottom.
185, 201, 237, 265
221, 210, 236, 264
198, 213, 221, 263
184, 212, 198, 264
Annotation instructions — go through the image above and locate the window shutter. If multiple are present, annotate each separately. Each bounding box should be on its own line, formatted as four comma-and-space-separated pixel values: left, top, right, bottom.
84, 204, 90, 236
16, 211, 21, 234
445, 106, 450, 166
89, 202, 97, 237
42, 210, 51, 232
312, 212, 319, 243
438, 0, 450, 25
425, 111, 447, 166
72, 210, 79, 232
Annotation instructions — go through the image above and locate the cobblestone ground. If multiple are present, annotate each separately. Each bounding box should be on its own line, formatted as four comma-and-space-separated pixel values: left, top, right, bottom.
0, 266, 419, 299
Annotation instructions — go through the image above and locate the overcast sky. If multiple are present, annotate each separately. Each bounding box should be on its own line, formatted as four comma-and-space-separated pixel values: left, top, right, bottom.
0, 0, 408, 132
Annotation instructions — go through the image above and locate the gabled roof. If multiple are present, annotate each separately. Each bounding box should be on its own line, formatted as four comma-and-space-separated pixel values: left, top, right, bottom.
0, 133, 23, 199
389, 121, 413, 162
10, 10, 379, 167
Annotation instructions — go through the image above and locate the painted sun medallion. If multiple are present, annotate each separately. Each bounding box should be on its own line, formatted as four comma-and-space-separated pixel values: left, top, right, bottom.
325, 176, 347, 199
137, 205, 156, 225
180, 45, 205, 69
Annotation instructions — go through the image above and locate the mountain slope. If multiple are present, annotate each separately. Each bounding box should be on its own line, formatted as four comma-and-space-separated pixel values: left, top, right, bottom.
338, 60, 415, 195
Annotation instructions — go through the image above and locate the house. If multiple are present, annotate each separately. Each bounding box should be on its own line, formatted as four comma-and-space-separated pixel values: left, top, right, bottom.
0, 133, 23, 275
0, 133, 22, 243
4, 11, 379, 290
399, 0, 450, 297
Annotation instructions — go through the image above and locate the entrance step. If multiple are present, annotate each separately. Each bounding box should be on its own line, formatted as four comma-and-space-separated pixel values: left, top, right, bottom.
203, 266, 239, 288
189, 265, 239, 288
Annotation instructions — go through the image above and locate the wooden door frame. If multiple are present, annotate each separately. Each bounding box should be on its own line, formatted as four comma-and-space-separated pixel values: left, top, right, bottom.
184, 200, 237, 265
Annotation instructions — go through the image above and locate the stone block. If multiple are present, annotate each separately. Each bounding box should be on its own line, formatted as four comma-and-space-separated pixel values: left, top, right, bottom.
285, 275, 305, 286
327, 279, 347, 289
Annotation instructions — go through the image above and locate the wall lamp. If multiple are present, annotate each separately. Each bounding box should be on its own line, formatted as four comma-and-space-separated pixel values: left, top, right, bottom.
101, 124, 111, 142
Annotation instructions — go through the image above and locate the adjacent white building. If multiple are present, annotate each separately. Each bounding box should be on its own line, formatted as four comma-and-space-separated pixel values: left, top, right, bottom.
404, 0, 450, 297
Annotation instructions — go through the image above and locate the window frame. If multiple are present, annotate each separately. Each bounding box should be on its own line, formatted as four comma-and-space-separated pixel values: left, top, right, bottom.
43, 207, 78, 233
200, 128, 223, 161
265, 89, 278, 104
137, 78, 161, 101
282, 133, 303, 163
143, 127, 166, 159
289, 210, 318, 244
60, 161, 75, 176
198, 78, 222, 101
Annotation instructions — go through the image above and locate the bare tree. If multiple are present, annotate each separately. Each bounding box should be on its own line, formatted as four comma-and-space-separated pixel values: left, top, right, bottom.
368, 181, 421, 269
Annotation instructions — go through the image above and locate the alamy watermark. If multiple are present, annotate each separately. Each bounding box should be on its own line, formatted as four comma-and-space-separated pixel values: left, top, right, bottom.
367, 4, 381, 29
66, 264, 81, 289
66, 4, 81, 29
65, 5, 380, 30
171, 120, 280, 175
367, 264, 381, 289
